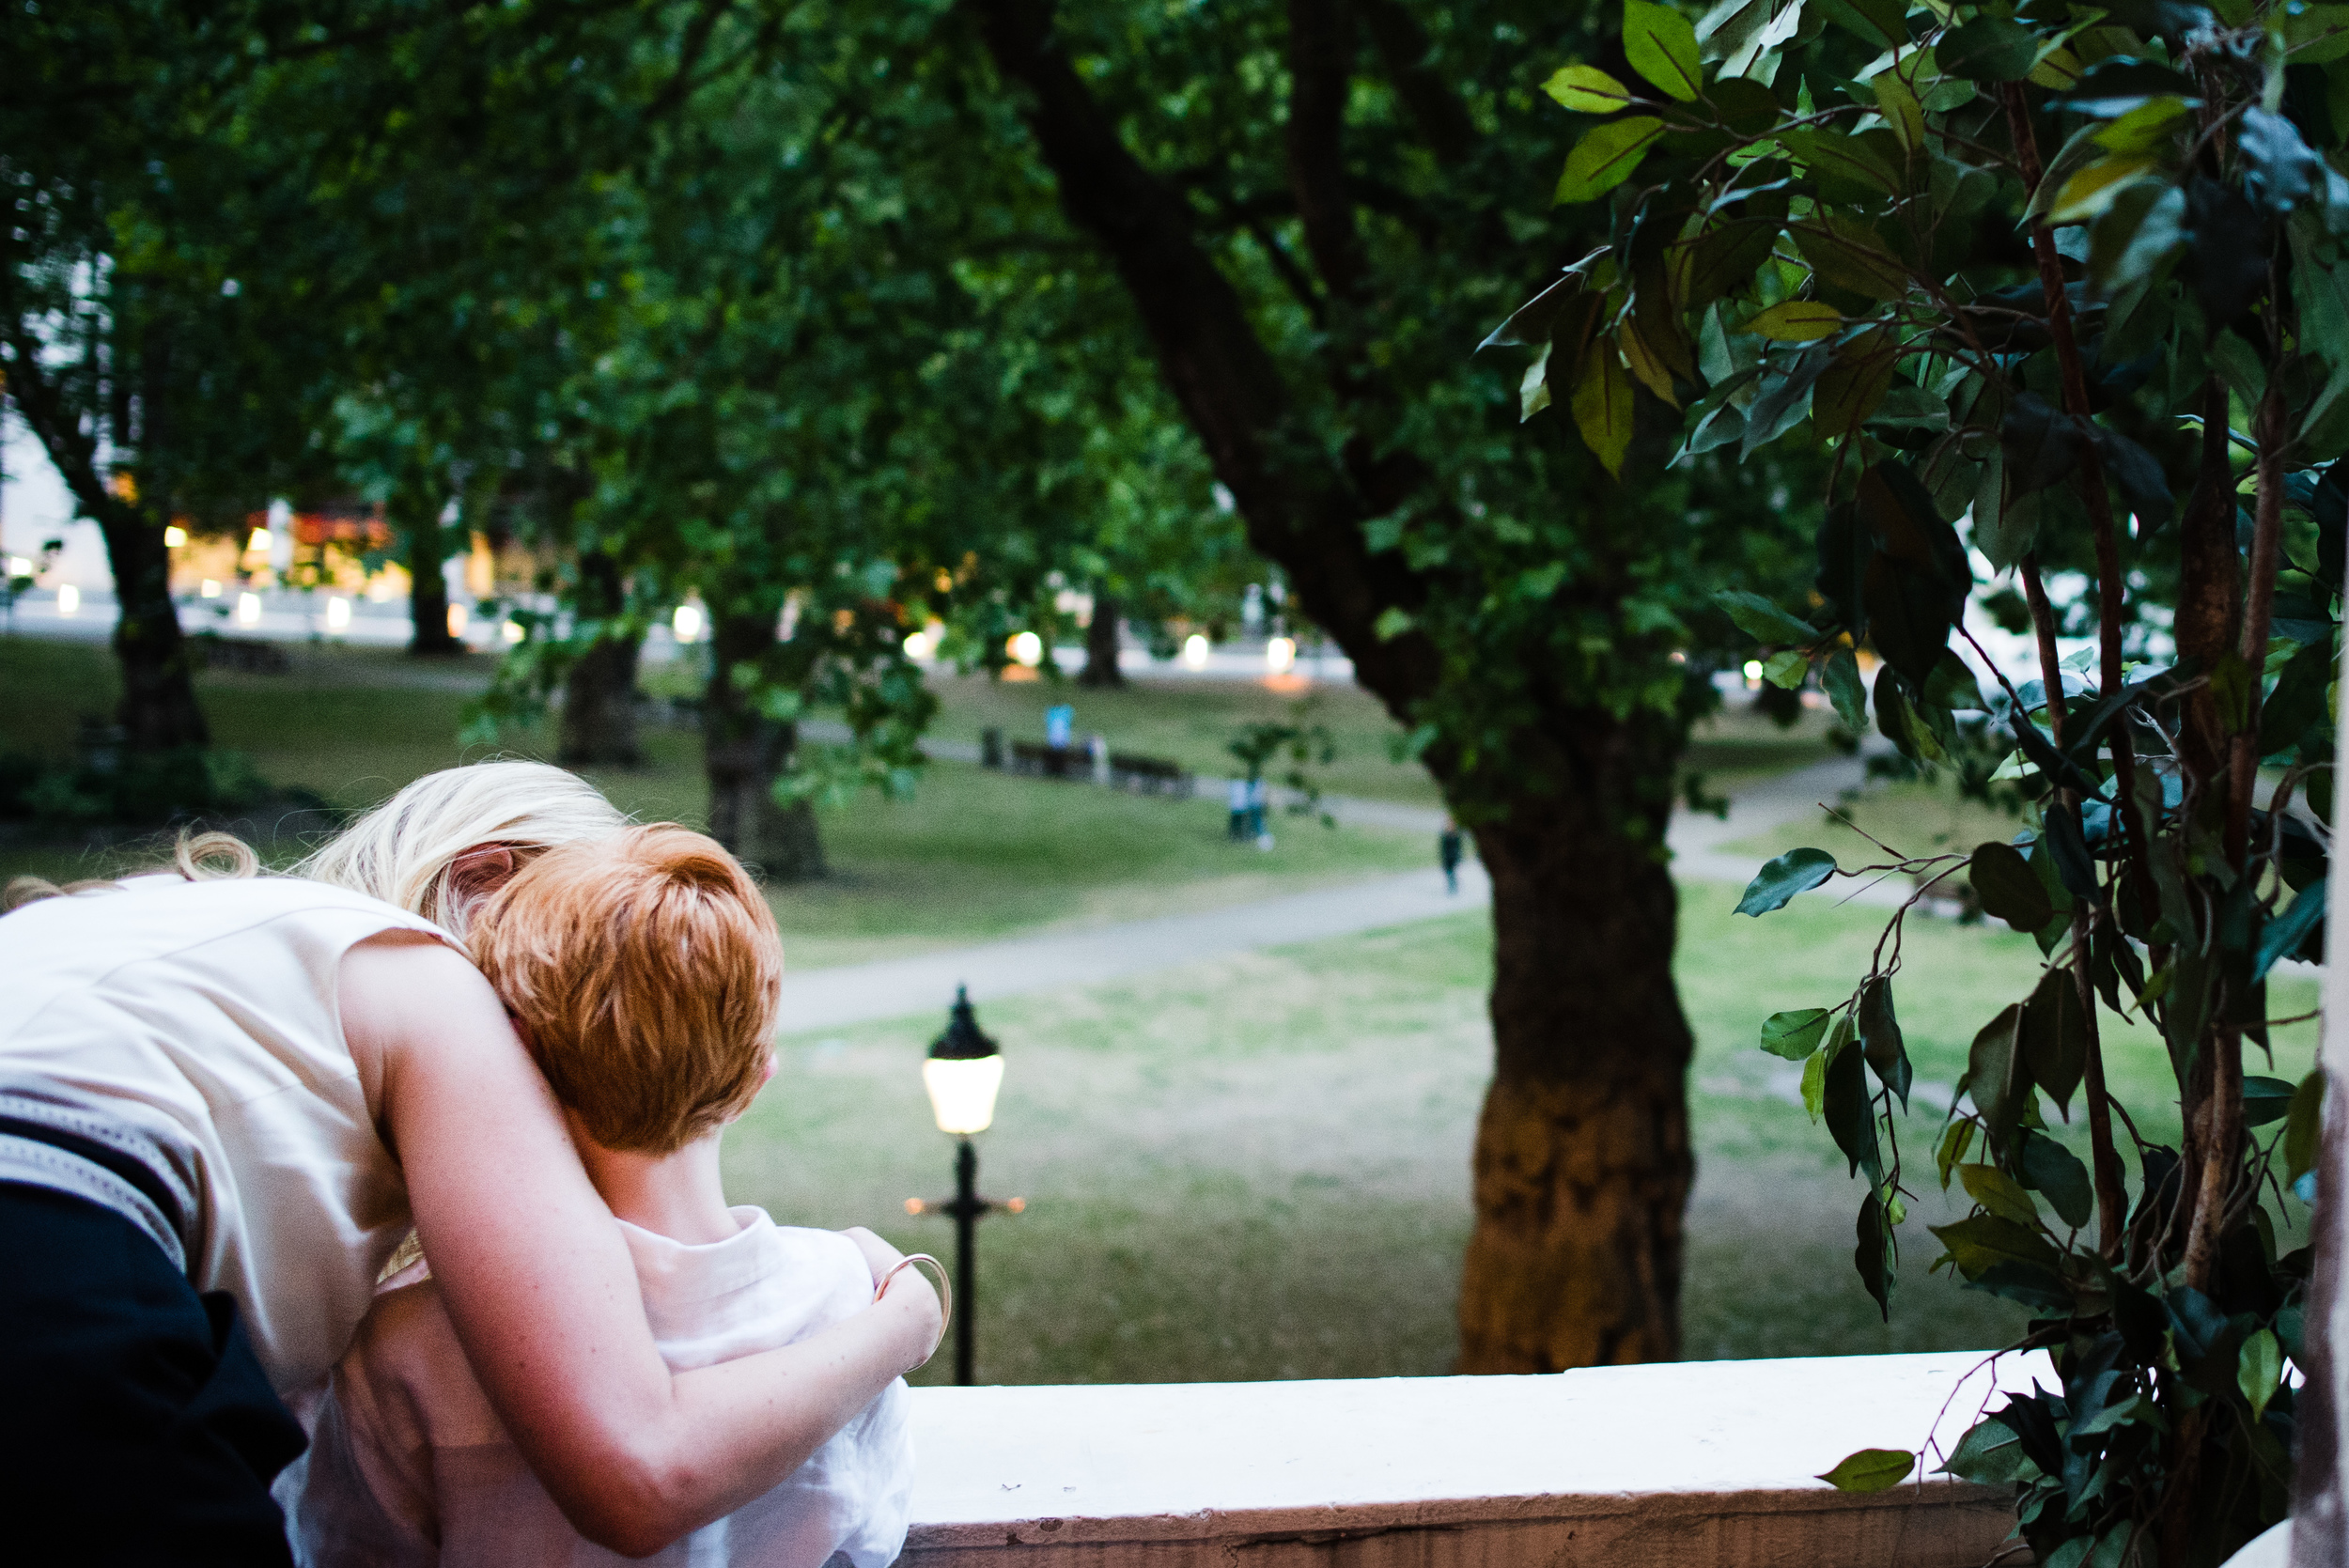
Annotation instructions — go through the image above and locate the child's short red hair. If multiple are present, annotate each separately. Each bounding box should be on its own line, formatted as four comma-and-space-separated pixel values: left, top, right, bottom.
471, 824, 783, 1153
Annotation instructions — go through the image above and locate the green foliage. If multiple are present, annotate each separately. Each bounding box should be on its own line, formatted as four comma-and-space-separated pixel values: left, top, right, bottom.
1502, 0, 2348, 1554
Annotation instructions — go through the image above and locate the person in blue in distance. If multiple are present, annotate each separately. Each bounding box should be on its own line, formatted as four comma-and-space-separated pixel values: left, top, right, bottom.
1044, 704, 1074, 750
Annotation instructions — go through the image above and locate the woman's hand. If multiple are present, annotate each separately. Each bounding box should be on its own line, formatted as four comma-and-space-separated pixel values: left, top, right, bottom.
840, 1227, 944, 1369
838, 1226, 902, 1287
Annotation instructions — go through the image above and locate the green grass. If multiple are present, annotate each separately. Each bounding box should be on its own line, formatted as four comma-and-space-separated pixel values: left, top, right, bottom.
1726, 773, 2033, 867
726, 877, 2319, 1384
0, 638, 1427, 968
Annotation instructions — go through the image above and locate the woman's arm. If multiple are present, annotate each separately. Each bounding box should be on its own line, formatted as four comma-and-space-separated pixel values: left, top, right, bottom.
345, 936, 940, 1557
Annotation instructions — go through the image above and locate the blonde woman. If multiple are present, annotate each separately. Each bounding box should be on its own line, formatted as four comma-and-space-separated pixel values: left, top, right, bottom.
0, 762, 940, 1567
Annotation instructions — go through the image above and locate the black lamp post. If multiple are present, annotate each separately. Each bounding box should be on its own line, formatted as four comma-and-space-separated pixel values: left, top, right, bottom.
907, 986, 1020, 1385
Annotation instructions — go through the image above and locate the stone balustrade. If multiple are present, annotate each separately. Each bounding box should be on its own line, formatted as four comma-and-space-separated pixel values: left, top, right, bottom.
902, 1350, 2050, 1568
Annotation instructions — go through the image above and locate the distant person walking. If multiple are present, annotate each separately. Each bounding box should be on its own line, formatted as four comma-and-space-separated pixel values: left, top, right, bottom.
1045, 704, 1075, 750
1227, 776, 1250, 842
1439, 819, 1464, 893
1247, 777, 1271, 847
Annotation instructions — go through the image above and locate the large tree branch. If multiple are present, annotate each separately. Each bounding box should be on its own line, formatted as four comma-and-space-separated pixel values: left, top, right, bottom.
1355, 0, 1473, 165
966, 0, 1440, 711
1283, 0, 1363, 300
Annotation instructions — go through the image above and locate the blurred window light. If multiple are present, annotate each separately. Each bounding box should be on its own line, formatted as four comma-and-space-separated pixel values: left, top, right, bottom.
447, 603, 470, 638
1007, 630, 1044, 668
7, 556, 31, 578
673, 603, 705, 643
326, 597, 351, 630
904, 629, 932, 660
56, 584, 80, 615
163, 526, 188, 548
1181, 633, 1210, 670
503, 620, 525, 644
247, 528, 272, 554
200, 579, 222, 598
1742, 660, 1764, 680
237, 592, 261, 626
1266, 636, 1296, 674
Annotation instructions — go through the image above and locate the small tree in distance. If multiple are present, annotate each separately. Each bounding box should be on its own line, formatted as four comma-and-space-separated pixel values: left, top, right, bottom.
1505, 0, 2348, 1560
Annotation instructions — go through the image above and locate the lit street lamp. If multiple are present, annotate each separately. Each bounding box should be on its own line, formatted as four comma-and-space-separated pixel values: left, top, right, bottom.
905, 986, 1022, 1385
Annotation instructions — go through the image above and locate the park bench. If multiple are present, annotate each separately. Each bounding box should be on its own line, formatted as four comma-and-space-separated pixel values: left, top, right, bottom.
190, 634, 292, 675
1007, 740, 1085, 780
1106, 753, 1191, 798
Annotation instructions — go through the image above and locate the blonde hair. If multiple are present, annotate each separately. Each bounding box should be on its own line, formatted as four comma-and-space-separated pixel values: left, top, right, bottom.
471, 825, 783, 1153
3, 829, 259, 914
294, 761, 626, 941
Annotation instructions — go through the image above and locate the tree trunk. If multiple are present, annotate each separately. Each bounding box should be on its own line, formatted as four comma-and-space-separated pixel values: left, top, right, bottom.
1459, 726, 1693, 1370
559, 552, 643, 765
560, 633, 645, 766
974, 0, 1689, 1366
703, 611, 825, 882
405, 491, 460, 657
0, 329, 209, 752
1078, 590, 1124, 687
99, 496, 210, 752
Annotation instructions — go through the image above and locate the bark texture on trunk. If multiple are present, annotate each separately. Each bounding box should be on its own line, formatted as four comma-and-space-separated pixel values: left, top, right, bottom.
560, 633, 645, 766
405, 498, 459, 657
0, 336, 209, 751
559, 553, 644, 765
1460, 729, 1692, 1371
973, 0, 1690, 1366
704, 611, 825, 882
1079, 591, 1124, 687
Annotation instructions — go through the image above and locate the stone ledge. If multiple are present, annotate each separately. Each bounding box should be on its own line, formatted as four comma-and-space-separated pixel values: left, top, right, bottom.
903, 1351, 2048, 1568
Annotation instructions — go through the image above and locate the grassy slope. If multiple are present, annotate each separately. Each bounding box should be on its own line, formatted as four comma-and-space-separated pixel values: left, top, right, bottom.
732, 877, 2317, 1385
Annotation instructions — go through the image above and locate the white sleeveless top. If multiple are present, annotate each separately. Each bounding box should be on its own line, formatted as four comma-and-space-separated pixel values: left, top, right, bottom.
0, 875, 450, 1400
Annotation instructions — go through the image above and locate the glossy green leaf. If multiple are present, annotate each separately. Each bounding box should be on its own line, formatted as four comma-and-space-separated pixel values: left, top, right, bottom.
1970, 841, 2051, 931
2239, 1328, 2282, 1421
1801, 1029, 1832, 1121
1823, 646, 1868, 732
1555, 116, 1667, 205
1937, 1417, 2030, 1483
1854, 1187, 1896, 1319
1543, 65, 1641, 115
1968, 1001, 2027, 1134
1937, 1118, 1975, 1189
2020, 967, 2087, 1119
1928, 1213, 2061, 1278
1764, 647, 1809, 688
2015, 1128, 2094, 1229
2047, 155, 2160, 225
1743, 299, 1845, 340
1859, 976, 1911, 1109
1625, 0, 1704, 101
1570, 338, 1638, 474
1824, 1021, 1881, 1183
1938, 16, 2038, 81
1761, 1006, 1831, 1059
1735, 846, 1837, 914
2287, 1069, 2325, 1185
1817, 1447, 1915, 1492
2253, 878, 2326, 983
1959, 1162, 2042, 1227
2286, 4, 2349, 63
1873, 71, 1924, 157
1715, 587, 1818, 643
2243, 1075, 2299, 1127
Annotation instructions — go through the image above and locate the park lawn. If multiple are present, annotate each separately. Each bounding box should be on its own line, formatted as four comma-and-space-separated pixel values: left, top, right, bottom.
0, 637, 1428, 969
1722, 772, 2032, 870
727, 877, 2319, 1385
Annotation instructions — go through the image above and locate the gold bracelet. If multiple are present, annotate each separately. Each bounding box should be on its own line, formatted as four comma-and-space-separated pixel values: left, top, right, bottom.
877, 1253, 951, 1369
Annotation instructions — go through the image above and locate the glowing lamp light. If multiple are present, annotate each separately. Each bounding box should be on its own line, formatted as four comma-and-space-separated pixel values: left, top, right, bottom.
1181, 633, 1210, 670
163, 526, 188, 548
446, 603, 470, 637
56, 584, 80, 615
200, 579, 222, 598
923, 986, 1004, 1136
1742, 660, 1764, 682
503, 620, 525, 644
8, 556, 32, 578
326, 597, 351, 630
1007, 630, 1044, 668
237, 592, 261, 626
1266, 636, 1296, 674
672, 603, 705, 644
247, 527, 272, 554
904, 629, 932, 660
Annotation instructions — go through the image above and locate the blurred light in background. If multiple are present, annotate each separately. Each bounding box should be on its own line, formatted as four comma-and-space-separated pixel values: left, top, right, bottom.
1182, 633, 1210, 670
1266, 636, 1296, 675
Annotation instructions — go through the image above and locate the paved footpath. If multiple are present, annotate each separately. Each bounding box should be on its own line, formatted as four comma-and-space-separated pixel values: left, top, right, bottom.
774, 750, 1878, 1035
